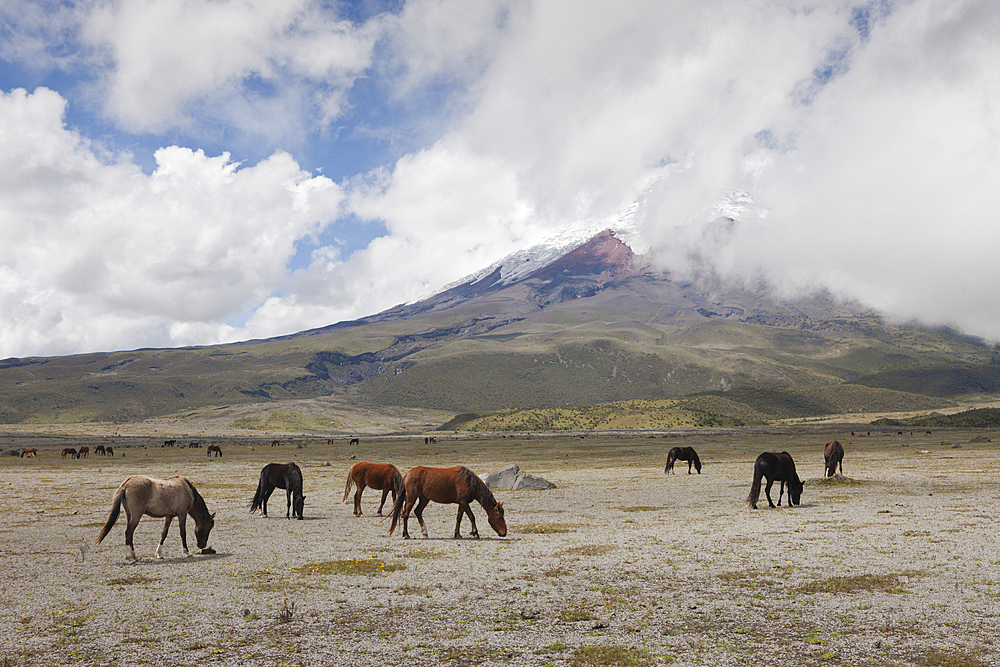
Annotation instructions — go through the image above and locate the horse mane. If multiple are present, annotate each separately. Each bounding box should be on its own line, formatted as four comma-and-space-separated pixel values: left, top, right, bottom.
184, 478, 210, 518
460, 466, 497, 507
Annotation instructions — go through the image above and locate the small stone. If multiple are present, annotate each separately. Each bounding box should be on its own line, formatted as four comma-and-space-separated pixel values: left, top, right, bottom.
520, 608, 539, 619
590, 620, 609, 629
625, 623, 641, 633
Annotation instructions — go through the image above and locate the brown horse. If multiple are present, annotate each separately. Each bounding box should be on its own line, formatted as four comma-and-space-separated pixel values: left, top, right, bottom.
206, 445, 222, 457
61, 448, 77, 459
342, 462, 403, 516
94, 475, 215, 562
824, 440, 844, 477
78, 446, 89, 458
389, 466, 506, 539
747, 452, 803, 510
20, 447, 37, 458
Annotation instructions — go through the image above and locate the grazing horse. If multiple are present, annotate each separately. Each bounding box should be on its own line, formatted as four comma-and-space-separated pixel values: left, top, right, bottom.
746, 452, 803, 510
20, 447, 37, 458
824, 440, 844, 477
206, 445, 222, 457
163, 439, 176, 447
78, 446, 89, 458
342, 462, 403, 516
94, 445, 106, 456
271, 439, 280, 447
349, 437, 359, 446
389, 466, 507, 539
62, 448, 78, 459
188, 441, 200, 448
249, 463, 305, 519
106, 446, 114, 456
664, 446, 702, 474
93, 475, 215, 562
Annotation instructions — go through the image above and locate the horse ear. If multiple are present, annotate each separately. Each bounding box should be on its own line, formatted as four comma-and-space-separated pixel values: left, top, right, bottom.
497, 502, 504, 508
211, 512, 216, 519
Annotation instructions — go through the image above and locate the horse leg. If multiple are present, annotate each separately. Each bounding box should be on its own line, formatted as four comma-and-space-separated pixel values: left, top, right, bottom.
155, 516, 173, 559
261, 485, 274, 517
286, 487, 292, 519
687, 460, 693, 474
400, 497, 418, 539
124, 513, 140, 563
354, 483, 365, 516
377, 487, 391, 515
177, 513, 191, 557
764, 478, 776, 508
413, 496, 430, 539
777, 480, 786, 507
456, 502, 478, 539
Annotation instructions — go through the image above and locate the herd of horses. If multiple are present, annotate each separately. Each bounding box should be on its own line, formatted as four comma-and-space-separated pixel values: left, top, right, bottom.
57, 445, 115, 458
663, 441, 844, 510
88, 438, 843, 562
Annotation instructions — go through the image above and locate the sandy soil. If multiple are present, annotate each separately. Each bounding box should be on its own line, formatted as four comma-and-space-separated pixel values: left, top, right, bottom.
1, 428, 999, 667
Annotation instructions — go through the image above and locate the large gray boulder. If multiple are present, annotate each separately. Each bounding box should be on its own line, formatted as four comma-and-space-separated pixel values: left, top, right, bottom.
481, 464, 556, 490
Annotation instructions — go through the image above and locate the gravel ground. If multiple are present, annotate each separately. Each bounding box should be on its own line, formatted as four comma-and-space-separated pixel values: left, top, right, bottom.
1, 428, 999, 666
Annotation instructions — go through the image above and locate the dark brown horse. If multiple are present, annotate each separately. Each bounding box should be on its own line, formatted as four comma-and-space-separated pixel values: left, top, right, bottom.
824, 440, 844, 477
206, 445, 222, 457
94, 475, 215, 562
78, 446, 89, 458
342, 462, 403, 516
747, 452, 803, 510
94, 445, 106, 456
389, 466, 506, 539
664, 446, 702, 474
249, 463, 305, 519
61, 448, 77, 459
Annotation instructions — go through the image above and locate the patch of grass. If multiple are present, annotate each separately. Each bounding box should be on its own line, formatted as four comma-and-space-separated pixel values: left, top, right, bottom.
560, 609, 595, 622
106, 574, 156, 586
293, 558, 405, 576
395, 584, 430, 596
439, 645, 507, 666
520, 522, 575, 534
404, 547, 443, 559
544, 567, 571, 577
571, 646, 653, 666
560, 545, 615, 557
796, 571, 922, 594
915, 650, 988, 666
622, 506, 661, 512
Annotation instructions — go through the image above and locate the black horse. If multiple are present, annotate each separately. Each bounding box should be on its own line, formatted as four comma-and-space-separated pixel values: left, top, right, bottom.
746, 452, 803, 509
824, 440, 844, 477
249, 463, 305, 519
664, 446, 702, 474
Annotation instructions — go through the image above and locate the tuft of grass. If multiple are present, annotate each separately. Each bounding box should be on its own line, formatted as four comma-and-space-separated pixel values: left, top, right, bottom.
796, 571, 922, 594
622, 506, 661, 513
560, 609, 595, 622
293, 558, 405, 576
106, 574, 156, 586
917, 650, 988, 666
520, 522, 574, 534
571, 646, 653, 666
560, 545, 615, 557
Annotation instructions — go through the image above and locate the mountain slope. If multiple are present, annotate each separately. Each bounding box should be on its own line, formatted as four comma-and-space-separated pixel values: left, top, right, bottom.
0, 229, 994, 425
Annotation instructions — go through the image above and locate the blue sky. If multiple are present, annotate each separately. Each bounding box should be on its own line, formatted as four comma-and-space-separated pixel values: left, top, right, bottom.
1, 0, 999, 358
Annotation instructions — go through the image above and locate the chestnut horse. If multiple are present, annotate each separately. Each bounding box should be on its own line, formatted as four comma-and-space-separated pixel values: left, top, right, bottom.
342, 462, 403, 516
94, 475, 215, 562
664, 446, 702, 474
746, 452, 803, 510
249, 462, 305, 519
206, 445, 222, 457
388, 466, 507, 539
824, 441, 844, 477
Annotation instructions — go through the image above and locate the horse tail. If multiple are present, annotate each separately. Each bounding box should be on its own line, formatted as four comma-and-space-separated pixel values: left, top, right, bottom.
94, 483, 126, 544
392, 466, 404, 499
387, 479, 407, 536
249, 468, 267, 513
746, 459, 763, 508
342, 464, 356, 504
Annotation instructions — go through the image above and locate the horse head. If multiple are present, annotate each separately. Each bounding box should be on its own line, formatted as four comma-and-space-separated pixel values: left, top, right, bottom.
293, 493, 305, 520
788, 477, 803, 506
196, 512, 216, 549
487, 501, 507, 537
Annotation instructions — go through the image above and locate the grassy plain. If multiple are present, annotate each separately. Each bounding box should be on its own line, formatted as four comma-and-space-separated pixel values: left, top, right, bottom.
1, 427, 999, 666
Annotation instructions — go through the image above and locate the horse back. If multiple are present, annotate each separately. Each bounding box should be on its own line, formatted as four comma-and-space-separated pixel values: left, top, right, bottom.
405, 465, 471, 504
354, 462, 399, 490
121, 475, 195, 517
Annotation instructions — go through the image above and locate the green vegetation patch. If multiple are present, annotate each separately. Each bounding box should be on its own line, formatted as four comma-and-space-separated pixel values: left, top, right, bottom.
292, 558, 405, 576
571, 646, 654, 666
560, 545, 615, 557
560, 609, 596, 622
228, 410, 336, 431
916, 649, 989, 667
873, 407, 1000, 428
796, 571, 921, 594
106, 574, 156, 586
519, 522, 575, 534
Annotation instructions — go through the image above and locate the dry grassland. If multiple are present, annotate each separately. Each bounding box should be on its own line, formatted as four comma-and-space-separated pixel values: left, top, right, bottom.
1, 427, 999, 666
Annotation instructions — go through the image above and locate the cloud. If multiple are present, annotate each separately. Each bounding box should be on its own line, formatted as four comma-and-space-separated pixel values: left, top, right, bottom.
0, 87, 342, 357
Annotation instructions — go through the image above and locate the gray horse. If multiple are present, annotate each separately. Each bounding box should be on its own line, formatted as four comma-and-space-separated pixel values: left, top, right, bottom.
94, 475, 215, 562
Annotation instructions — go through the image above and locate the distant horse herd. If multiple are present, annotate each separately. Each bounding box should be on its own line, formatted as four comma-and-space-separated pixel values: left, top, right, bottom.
15, 434, 849, 561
